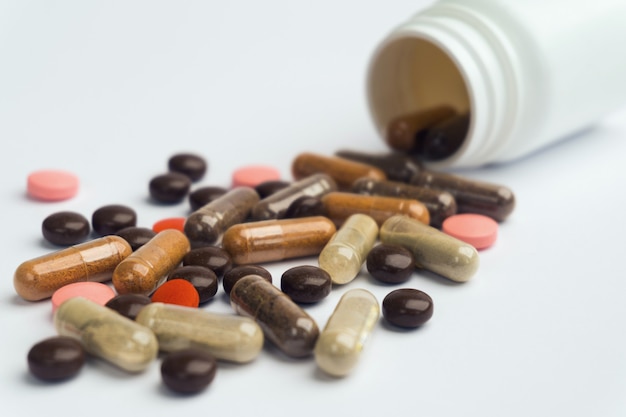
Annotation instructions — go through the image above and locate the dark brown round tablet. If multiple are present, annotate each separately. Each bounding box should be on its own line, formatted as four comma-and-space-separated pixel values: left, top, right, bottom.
42, 211, 90, 246
167, 265, 218, 303
105, 293, 152, 320
188, 186, 228, 211
91, 204, 137, 236
27, 336, 85, 381
161, 348, 217, 394
182, 246, 232, 277
281, 265, 331, 303
168, 153, 207, 182
114, 226, 156, 251
223, 265, 272, 295
282, 196, 327, 219
382, 288, 433, 328
254, 180, 291, 199
366, 244, 415, 284
149, 172, 192, 204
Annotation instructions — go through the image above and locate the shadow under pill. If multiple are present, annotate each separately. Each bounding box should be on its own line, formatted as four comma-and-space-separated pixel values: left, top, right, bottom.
312, 366, 346, 383
379, 318, 427, 333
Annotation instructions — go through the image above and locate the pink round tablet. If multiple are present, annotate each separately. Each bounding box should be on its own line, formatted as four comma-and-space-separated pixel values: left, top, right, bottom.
51, 282, 116, 313
27, 170, 79, 201
442, 213, 498, 250
232, 165, 281, 188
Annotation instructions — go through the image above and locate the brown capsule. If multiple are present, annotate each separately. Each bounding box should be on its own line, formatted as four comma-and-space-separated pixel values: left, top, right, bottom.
321, 191, 430, 227
291, 152, 386, 190
385, 105, 457, 152
14, 236, 132, 301
416, 113, 470, 161
335, 150, 422, 183
222, 216, 336, 265
230, 275, 319, 358
112, 229, 190, 295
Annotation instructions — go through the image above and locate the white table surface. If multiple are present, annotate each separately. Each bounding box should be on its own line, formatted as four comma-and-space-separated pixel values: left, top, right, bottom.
2, 1, 626, 416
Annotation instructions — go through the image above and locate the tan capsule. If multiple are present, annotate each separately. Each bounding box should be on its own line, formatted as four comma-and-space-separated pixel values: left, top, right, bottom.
135, 302, 264, 363
112, 229, 190, 295
291, 152, 387, 190
222, 216, 336, 265
14, 236, 132, 301
321, 191, 430, 227
55, 297, 158, 372
380, 215, 479, 282
314, 288, 379, 377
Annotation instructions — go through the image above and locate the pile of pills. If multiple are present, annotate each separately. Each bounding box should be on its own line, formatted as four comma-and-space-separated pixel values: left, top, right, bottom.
18, 149, 515, 394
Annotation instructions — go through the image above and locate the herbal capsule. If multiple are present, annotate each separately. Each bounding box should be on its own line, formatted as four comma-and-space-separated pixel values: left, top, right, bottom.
335, 150, 422, 183
184, 187, 260, 247
314, 288, 379, 377
385, 105, 457, 152
54, 297, 158, 372
250, 173, 337, 221
416, 113, 470, 161
14, 236, 132, 301
318, 214, 378, 285
321, 191, 430, 227
230, 275, 319, 358
380, 215, 479, 282
291, 152, 386, 190
112, 229, 190, 295
351, 178, 456, 227
222, 216, 336, 265
411, 170, 515, 222
136, 302, 264, 363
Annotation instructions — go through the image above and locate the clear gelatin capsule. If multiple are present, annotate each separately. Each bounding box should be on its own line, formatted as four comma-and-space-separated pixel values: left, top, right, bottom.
135, 302, 264, 363
54, 297, 158, 372
314, 288, 379, 377
318, 214, 379, 285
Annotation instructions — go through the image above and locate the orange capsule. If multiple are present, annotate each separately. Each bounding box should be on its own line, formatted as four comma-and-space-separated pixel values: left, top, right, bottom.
152, 217, 186, 233
321, 191, 430, 227
291, 152, 386, 190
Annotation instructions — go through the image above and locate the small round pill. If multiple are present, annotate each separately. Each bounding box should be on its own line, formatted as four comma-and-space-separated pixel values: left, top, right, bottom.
283, 196, 327, 219
222, 265, 272, 295
27, 169, 79, 201
151, 279, 200, 308
382, 288, 433, 328
105, 293, 152, 320
153, 217, 186, 233
182, 246, 232, 277
92, 204, 137, 236
51, 282, 116, 313
149, 172, 192, 204
366, 244, 415, 284
42, 211, 90, 246
168, 153, 207, 182
114, 226, 156, 251
254, 180, 291, 198
188, 186, 229, 211
161, 348, 217, 394
167, 265, 218, 304
442, 213, 498, 250
232, 165, 281, 188
281, 265, 332, 304
27, 336, 85, 381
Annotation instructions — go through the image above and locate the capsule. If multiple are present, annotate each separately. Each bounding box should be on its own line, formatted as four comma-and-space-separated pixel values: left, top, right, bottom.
222, 216, 336, 265
318, 214, 378, 285
112, 229, 190, 295
314, 288, 379, 377
321, 191, 430, 227
184, 187, 260, 247
54, 297, 158, 372
335, 150, 422, 183
230, 275, 319, 358
14, 236, 132, 301
250, 173, 337, 221
385, 105, 457, 152
411, 170, 515, 222
380, 215, 479, 282
135, 302, 264, 363
352, 178, 456, 228
291, 152, 386, 190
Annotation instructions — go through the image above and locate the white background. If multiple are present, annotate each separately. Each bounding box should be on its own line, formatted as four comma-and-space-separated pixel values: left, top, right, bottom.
2, 1, 626, 416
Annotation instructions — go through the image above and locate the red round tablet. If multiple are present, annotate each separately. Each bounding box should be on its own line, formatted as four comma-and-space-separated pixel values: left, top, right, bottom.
153, 217, 186, 233
442, 213, 498, 250
232, 165, 281, 188
51, 282, 116, 313
151, 279, 200, 308
27, 170, 79, 201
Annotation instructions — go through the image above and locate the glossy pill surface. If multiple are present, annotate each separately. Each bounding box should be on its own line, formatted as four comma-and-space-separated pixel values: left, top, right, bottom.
149, 172, 192, 204
230, 275, 319, 358
105, 294, 152, 320
182, 246, 232, 277
281, 265, 332, 304
14, 235, 132, 301
112, 229, 190, 295
188, 186, 228, 211
136, 302, 263, 363
55, 297, 158, 372
222, 216, 336, 265
151, 279, 200, 308
184, 186, 259, 247
115, 227, 156, 251
27, 169, 79, 201
380, 215, 479, 282
161, 348, 217, 394
223, 266, 272, 295
27, 336, 85, 381
254, 180, 291, 198
335, 150, 422, 183
292, 152, 387, 190
92, 205, 137, 236
382, 288, 433, 328
318, 214, 379, 285
314, 289, 379, 377
168, 153, 207, 182
366, 244, 415, 284
167, 265, 218, 303
283, 196, 327, 219
42, 211, 90, 246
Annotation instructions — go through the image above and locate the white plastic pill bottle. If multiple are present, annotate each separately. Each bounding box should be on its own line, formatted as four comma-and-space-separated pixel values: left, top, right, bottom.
367, 0, 626, 168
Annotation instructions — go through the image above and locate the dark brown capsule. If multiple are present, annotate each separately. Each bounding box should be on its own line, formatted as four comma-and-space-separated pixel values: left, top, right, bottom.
335, 150, 422, 183
27, 336, 85, 381
92, 204, 137, 236
281, 265, 331, 304
283, 196, 326, 219
114, 227, 157, 251
182, 246, 232, 277
105, 293, 152, 320
167, 265, 218, 303
188, 186, 229, 212
254, 180, 291, 199
42, 211, 90, 246
385, 105, 457, 152
415, 113, 470, 161
223, 265, 272, 295
149, 172, 192, 204
382, 288, 433, 328
366, 244, 415, 284
168, 153, 207, 182
160, 348, 217, 394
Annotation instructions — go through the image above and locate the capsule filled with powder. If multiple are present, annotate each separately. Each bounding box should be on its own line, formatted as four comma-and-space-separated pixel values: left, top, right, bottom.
291, 152, 386, 190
